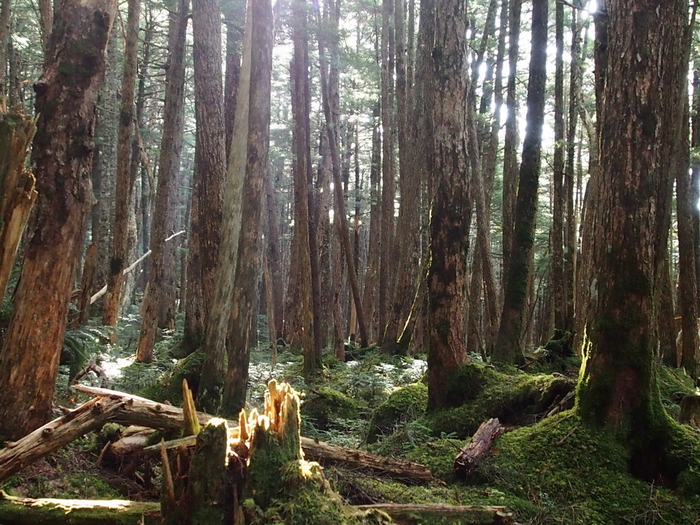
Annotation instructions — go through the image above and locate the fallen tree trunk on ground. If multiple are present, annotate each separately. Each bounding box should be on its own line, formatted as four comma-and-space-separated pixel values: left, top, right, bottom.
0, 490, 160, 525
355, 503, 514, 524
74, 384, 433, 483
454, 418, 503, 479
0, 396, 124, 481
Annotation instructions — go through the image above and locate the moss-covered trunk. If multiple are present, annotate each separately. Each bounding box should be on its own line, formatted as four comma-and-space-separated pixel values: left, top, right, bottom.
576, 0, 692, 475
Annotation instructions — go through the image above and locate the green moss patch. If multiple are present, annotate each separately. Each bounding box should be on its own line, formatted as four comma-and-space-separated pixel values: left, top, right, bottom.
424, 365, 574, 439
366, 383, 428, 444
301, 388, 368, 431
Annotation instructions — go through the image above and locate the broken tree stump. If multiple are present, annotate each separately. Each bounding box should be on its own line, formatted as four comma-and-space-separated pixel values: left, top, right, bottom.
0, 490, 160, 525
454, 418, 504, 479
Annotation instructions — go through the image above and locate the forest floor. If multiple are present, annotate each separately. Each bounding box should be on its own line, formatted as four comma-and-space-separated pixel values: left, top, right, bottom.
2, 312, 700, 524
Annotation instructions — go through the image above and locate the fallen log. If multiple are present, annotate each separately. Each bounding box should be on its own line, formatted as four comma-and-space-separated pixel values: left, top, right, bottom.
0, 490, 160, 525
0, 396, 124, 481
354, 503, 514, 524
74, 384, 434, 483
454, 418, 503, 479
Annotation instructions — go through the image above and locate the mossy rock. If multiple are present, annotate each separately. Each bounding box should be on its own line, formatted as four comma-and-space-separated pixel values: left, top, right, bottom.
366, 383, 428, 444
424, 368, 575, 439
301, 388, 367, 431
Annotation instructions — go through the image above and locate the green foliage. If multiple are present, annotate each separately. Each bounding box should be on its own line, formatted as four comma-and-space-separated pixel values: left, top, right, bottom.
366, 383, 428, 444
301, 387, 367, 432
60, 325, 111, 382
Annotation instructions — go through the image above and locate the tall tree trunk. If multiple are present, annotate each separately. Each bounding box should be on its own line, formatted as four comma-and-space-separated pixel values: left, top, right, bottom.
198, 1, 252, 412
182, 0, 226, 355
0, 0, 116, 440
38, 0, 52, 59
426, 0, 473, 410
136, 0, 188, 363
493, 0, 547, 365
550, 0, 566, 331
221, 0, 273, 416
378, 0, 395, 344
103, 0, 141, 329
676, 98, 698, 375
577, 0, 689, 447
0, 0, 11, 95
500, 0, 522, 291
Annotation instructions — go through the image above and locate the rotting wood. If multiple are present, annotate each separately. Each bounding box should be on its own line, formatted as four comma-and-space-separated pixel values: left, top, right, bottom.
72, 385, 434, 483
0, 396, 124, 482
0, 105, 37, 300
0, 490, 161, 525
354, 503, 515, 524
454, 418, 503, 479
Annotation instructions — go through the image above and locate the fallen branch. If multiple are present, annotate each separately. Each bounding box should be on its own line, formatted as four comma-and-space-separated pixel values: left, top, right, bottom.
0, 490, 160, 525
354, 503, 515, 524
454, 418, 503, 479
0, 396, 124, 482
90, 230, 185, 304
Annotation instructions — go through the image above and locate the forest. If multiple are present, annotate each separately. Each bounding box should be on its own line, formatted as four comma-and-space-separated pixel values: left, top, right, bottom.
0, 0, 700, 522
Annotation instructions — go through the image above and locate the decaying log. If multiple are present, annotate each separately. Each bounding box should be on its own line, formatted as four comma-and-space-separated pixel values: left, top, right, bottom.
354, 503, 514, 524
454, 418, 503, 479
0, 490, 160, 525
74, 384, 434, 483
0, 396, 124, 481
0, 105, 37, 300
302, 437, 433, 483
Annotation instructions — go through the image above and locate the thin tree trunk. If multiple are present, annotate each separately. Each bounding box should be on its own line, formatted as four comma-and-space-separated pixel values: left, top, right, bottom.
493, 0, 547, 365
0, 0, 116, 440
136, 0, 188, 363
103, 0, 141, 329
0, 0, 11, 95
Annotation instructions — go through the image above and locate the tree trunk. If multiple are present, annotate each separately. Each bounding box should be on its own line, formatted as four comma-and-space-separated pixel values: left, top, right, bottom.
221, 0, 273, 417
183, 0, 226, 356
577, 0, 690, 455
0, 0, 116, 440
492, 0, 547, 365
103, 0, 140, 329
136, 0, 188, 363
426, 0, 472, 410
0, 0, 11, 96
198, 0, 252, 412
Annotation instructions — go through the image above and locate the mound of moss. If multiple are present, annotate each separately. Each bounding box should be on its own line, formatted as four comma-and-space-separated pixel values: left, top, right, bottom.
366, 383, 428, 444
301, 388, 367, 431
423, 363, 574, 439
134, 350, 204, 405
477, 411, 700, 524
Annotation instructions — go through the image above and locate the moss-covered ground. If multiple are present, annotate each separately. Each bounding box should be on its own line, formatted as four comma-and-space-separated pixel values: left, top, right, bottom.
3, 319, 700, 524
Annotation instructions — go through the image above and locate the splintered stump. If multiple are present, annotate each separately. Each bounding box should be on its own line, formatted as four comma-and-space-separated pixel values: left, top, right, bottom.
454, 418, 504, 479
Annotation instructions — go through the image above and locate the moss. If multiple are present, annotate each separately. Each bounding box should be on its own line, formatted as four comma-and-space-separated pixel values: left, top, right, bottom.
657, 365, 696, 420
366, 383, 428, 443
136, 350, 204, 405
301, 388, 367, 431
424, 369, 574, 439
478, 411, 700, 524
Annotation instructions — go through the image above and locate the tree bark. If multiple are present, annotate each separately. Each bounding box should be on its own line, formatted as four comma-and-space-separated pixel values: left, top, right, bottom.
493, 0, 547, 365
182, 0, 226, 356
0, 108, 36, 300
426, 0, 473, 410
221, 0, 273, 417
0, 0, 116, 440
577, 0, 690, 444
102, 0, 140, 329
136, 0, 188, 363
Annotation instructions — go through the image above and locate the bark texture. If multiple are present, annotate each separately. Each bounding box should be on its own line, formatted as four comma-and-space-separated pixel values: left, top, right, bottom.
0, 0, 116, 440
